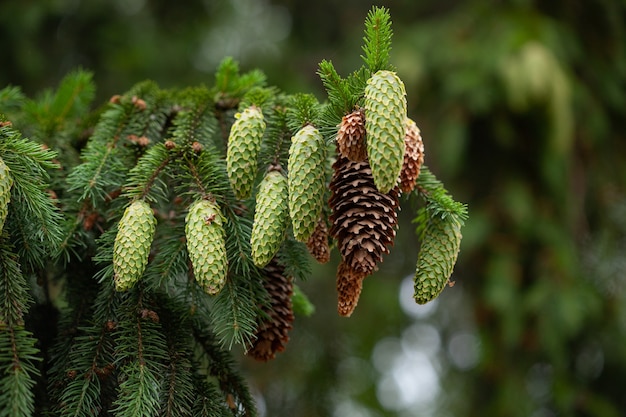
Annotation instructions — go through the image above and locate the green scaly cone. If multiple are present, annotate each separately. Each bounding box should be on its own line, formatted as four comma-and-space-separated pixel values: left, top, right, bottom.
185, 199, 228, 295
251, 169, 289, 267
414, 215, 462, 304
288, 125, 326, 242
226, 106, 266, 199
364, 70, 407, 193
0, 157, 13, 233
113, 200, 157, 291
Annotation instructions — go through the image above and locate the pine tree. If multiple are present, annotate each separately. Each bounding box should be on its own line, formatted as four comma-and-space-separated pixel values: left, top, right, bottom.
0, 6, 466, 415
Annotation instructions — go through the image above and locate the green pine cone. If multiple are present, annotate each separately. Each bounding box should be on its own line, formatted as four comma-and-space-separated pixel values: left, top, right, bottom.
251, 170, 289, 267
414, 215, 462, 304
185, 199, 228, 295
364, 70, 407, 193
288, 125, 326, 242
226, 106, 266, 199
113, 200, 157, 291
0, 157, 13, 233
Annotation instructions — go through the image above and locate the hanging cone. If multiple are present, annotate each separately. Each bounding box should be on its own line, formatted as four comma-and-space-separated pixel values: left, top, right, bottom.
364, 70, 407, 193
399, 118, 425, 194
248, 259, 295, 361
329, 155, 400, 276
336, 108, 367, 162
336, 260, 366, 317
306, 217, 331, 264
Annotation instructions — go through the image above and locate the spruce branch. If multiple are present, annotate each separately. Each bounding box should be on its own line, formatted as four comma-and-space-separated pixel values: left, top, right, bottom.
361, 6, 394, 72
213, 57, 267, 109
22, 69, 95, 140
123, 143, 173, 202
0, 239, 41, 417
0, 326, 40, 417
0, 87, 25, 119
0, 123, 63, 249
286, 93, 322, 132
66, 81, 167, 206
192, 318, 257, 417
414, 165, 468, 233
111, 290, 167, 417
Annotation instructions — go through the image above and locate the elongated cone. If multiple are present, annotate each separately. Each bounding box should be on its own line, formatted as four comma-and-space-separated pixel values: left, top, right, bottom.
185, 199, 228, 295
399, 118, 425, 194
364, 70, 407, 193
248, 259, 294, 361
329, 155, 400, 276
226, 106, 266, 199
288, 125, 326, 242
414, 215, 462, 304
337, 108, 367, 162
0, 157, 13, 233
113, 200, 156, 291
251, 169, 289, 267
336, 260, 367, 317
306, 217, 330, 264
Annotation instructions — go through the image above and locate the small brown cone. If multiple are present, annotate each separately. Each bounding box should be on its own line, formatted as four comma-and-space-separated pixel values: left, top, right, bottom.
248, 259, 294, 361
336, 109, 367, 162
336, 261, 366, 317
306, 217, 331, 264
399, 118, 425, 194
329, 154, 400, 276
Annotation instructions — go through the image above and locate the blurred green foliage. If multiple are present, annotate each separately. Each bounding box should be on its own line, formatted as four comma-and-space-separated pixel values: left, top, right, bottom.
1, 0, 625, 416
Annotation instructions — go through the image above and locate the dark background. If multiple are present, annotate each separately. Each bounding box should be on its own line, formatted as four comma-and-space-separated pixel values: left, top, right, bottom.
2, 1, 625, 416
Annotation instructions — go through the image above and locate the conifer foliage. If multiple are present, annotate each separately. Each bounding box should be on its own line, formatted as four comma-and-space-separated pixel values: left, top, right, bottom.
0, 7, 466, 415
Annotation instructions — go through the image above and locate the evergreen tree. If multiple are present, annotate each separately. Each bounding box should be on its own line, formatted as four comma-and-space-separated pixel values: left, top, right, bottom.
0, 7, 466, 415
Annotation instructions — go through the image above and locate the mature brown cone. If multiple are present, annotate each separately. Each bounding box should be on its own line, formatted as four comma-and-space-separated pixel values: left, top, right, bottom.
247, 259, 294, 362
336, 108, 367, 162
399, 118, 425, 194
336, 260, 367, 317
306, 217, 331, 264
329, 155, 400, 276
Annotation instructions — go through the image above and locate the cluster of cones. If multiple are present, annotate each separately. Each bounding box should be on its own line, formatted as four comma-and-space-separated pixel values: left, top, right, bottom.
331, 109, 424, 316
247, 108, 424, 361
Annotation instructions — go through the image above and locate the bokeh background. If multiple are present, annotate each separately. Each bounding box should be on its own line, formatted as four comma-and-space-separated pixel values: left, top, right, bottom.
2, 0, 625, 416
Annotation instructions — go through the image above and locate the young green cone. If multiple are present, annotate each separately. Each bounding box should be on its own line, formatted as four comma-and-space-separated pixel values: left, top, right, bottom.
113, 200, 157, 291
0, 157, 13, 233
414, 215, 462, 304
364, 70, 407, 193
251, 169, 289, 268
226, 105, 266, 199
185, 199, 228, 295
288, 125, 326, 242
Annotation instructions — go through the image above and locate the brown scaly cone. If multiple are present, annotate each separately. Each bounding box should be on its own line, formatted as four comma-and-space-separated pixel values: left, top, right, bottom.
247, 259, 294, 362
306, 217, 331, 264
336, 260, 367, 317
399, 118, 425, 194
336, 108, 367, 162
329, 154, 400, 276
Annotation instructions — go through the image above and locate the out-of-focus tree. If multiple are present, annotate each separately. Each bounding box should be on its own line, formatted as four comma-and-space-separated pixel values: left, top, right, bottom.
1, 1, 624, 416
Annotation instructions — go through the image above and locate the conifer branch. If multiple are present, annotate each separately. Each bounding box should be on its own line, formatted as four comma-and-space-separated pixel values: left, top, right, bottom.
0, 86, 25, 115
0, 241, 40, 417
361, 6, 394, 72
414, 165, 468, 232
192, 318, 257, 417
111, 290, 167, 417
